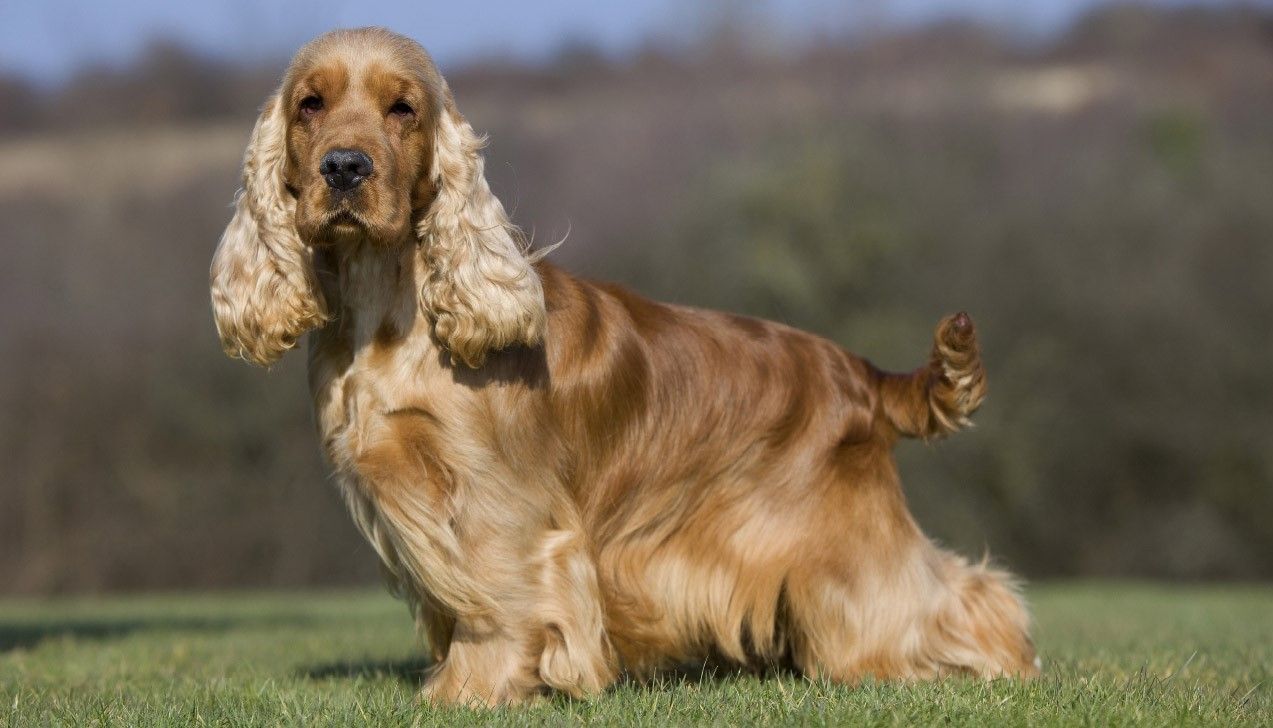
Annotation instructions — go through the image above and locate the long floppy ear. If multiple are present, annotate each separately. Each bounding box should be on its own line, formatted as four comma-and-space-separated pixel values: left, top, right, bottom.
210, 93, 328, 367
416, 93, 546, 368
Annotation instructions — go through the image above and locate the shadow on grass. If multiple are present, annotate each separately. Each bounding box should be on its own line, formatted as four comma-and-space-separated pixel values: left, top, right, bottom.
0, 615, 312, 653
632, 657, 801, 688
302, 657, 435, 685
298, 651, 794, 691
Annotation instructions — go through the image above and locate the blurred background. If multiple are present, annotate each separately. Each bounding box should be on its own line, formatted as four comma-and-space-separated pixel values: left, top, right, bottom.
1, 0, 1271, 595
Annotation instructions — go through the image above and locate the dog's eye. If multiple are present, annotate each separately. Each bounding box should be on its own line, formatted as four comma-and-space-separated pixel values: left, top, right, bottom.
389, 101, 414, 117
299, 95, 324, 115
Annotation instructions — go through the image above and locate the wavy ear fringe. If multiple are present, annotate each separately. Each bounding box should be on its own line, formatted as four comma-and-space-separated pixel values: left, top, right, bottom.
417, 97, 546, 369
210, 94, 328, 367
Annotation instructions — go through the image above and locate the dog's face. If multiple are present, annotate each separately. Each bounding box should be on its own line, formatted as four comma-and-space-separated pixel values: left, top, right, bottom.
283, 37, 440, 247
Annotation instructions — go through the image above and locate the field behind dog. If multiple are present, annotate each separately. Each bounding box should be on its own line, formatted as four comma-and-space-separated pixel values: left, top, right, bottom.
3, 5, 1273, 595
1, 583, 1269, 726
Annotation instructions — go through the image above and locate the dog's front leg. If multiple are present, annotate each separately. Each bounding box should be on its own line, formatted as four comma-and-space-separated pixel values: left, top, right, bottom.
416, 504, 616, 706
343, 441, 615, 706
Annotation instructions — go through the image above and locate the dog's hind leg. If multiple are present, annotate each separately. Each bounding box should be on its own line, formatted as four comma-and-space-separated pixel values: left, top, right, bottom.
784, 539, 1038, 682
917, 551, 1040, 678
779, 444, 1036, 683
783, 535, 944, 682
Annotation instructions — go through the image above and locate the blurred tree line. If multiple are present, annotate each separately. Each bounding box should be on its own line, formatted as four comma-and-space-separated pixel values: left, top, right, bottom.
1, 4, 1271, 593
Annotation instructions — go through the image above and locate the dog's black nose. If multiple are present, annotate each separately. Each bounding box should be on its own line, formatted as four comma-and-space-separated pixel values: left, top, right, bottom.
320, 149, 373, 192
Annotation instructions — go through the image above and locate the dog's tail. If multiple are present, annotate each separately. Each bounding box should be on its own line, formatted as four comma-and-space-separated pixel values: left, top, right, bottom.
877, 312, 987, 440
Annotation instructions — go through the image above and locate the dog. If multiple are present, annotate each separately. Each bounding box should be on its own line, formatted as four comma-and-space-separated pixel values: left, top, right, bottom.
210, 27, 1038, 706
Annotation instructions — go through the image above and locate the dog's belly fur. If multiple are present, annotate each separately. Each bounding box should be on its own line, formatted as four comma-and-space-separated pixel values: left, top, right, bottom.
305, 250, 1037, 702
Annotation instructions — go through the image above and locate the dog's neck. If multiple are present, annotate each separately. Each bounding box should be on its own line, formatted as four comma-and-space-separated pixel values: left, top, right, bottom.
327, 238, 421, 352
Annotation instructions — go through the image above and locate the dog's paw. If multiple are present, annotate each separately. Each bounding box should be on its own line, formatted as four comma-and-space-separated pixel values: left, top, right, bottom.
927, 312, 987, 434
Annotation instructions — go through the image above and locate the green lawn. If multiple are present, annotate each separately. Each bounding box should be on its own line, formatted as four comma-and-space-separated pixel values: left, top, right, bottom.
1, 583, 1268, 726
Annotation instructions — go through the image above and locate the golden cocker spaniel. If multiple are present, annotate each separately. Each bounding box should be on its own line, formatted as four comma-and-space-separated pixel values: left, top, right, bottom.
210, 27, 1038, 706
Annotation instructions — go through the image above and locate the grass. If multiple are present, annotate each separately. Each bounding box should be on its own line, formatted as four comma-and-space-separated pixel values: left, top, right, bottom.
1, 583, 1268, 726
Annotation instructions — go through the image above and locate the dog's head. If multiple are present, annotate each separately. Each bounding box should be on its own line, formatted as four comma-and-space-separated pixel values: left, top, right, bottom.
283, 30, 440, 247
210, 28, 545, 368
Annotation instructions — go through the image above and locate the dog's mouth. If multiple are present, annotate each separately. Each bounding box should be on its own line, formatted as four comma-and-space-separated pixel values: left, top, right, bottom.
305, 206, 372, 247
328, 210, 363, 228
302, 188, 408, 247
319, 202, 372, 234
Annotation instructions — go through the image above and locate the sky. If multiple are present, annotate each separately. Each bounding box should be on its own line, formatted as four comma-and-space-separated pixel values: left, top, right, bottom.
0, 0, 1254, 83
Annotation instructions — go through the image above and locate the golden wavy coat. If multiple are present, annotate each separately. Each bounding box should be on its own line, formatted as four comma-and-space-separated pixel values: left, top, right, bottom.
210, 27, 1038, 706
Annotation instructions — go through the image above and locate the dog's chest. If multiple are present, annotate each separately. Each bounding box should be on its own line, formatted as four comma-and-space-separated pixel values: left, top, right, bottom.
307, 248, 453, 476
